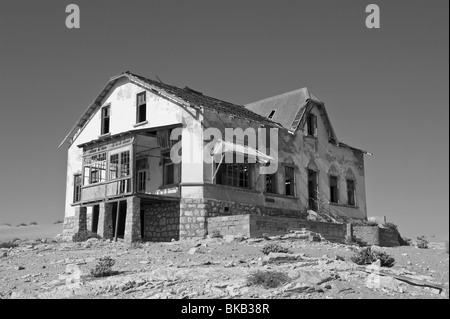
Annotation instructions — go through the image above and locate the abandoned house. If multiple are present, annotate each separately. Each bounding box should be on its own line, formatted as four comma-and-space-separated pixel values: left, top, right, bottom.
59, 71, 370, 243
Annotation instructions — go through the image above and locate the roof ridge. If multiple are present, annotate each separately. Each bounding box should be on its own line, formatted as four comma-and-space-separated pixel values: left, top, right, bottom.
245, 87, 311, 106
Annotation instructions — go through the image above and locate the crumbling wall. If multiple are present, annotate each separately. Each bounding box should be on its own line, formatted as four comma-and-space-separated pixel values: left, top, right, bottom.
207, 214, 347, 242
353, 225, 399, 247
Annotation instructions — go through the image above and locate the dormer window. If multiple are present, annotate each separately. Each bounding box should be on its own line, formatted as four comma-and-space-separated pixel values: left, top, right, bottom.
306, 114, 317, 136
268, 110, 276, 120
101, 106, 110, 135
136, 92, 147, 124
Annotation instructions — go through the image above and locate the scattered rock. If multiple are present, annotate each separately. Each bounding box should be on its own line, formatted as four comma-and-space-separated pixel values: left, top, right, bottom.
188, 248, 199, 255
365, 273, 407, 293
262, 253, 304, 265
16, 266, 25, 271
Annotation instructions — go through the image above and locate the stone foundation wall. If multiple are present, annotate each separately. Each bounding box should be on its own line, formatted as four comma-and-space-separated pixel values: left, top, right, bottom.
179, 198, 208, 239
353, 226, 399, 247
62, 216, 75, 241
207, 214, 347, 243
206, 199, 307, 220
250, 215, 347, 242
143, 201, 180, 242
207, 215, 251, 237
379, 228, 400, 247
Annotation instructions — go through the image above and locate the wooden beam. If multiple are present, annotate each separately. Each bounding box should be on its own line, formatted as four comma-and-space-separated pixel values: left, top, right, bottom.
114, 201, 120, 242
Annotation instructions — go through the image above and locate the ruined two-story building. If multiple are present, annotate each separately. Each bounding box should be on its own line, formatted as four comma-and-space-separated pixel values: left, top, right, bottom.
59, 71, 370, 242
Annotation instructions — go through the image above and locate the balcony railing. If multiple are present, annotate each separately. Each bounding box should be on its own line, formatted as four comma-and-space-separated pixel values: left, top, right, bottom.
80, 177, 132, 203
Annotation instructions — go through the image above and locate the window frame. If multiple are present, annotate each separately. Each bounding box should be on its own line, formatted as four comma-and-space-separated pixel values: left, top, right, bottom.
346, 178, 356, 206
73, 174, 82, 203
136, 92, 147, 124
265, 172, 278, 194
284, 166, 295, 197
101, 105, 111, 135
329, 175, 339, 204
214, 154, 253, 189
306, 113, 317, 137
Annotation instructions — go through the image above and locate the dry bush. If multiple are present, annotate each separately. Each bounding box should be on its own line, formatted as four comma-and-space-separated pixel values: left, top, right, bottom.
247, 270, 291, 289
90, 257, 118, 277
72, 231, 102, 242
0, 241, 18, 249
416, 236, 429, 249
383, 222, 398, 231
350, 247, 395, 268
261, 243, 292, 255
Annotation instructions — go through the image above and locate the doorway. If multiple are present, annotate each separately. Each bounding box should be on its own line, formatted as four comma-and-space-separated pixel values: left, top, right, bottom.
91, 205, 99, 233
308, 169, 318, 211
111, 201, 127, 240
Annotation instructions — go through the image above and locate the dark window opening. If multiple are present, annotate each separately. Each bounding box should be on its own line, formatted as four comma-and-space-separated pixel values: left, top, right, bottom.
111, 201, 127, 240
308, 169, 318, 211
268, 110, 276, 120
284, 166, 295, 196
347, 179, 356, 206
136, 92, 146, 123
101, 106, 110, 135
265, 173, 277, 194
91, 205, 99, 233
329, 175, 339, 203
306, 114, 317, 136
162, 151, 175, 186
137, 170, 147, 192
73, 174, 82, 203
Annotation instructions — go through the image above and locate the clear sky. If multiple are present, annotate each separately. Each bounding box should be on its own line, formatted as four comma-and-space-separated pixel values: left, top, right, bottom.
0, 0, 448, 238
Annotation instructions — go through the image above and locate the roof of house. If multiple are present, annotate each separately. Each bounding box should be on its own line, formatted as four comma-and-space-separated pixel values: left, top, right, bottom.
59, 71, 280, 148
244, 87, 322, 132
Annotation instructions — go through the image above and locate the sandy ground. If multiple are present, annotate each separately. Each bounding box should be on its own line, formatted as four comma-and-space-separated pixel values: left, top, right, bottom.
0, 224, 63, 242
0, 233, 448, 300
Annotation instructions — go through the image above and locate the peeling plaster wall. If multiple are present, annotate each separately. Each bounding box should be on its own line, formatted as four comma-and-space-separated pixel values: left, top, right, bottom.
199, 103, 367, 220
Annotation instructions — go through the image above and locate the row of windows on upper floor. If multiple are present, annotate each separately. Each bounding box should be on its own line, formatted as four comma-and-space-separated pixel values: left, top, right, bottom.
100, 91, 147, 135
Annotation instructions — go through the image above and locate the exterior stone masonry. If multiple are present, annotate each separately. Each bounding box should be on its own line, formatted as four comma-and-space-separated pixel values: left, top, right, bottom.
143, 201, 180, 242
179, 198, 208, 239
73, 207, 87, 234
353, 225, 399, 247
97, 202, 114, 240
62, 216, 75, 241
125, 197, 142, 243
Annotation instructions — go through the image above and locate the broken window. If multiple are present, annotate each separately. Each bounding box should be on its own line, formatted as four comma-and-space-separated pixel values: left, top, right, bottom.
136, 92, 147, 123
120, 151, 130, 177
101, 106, 110, 135
73, 174, 82, 203
347, 179, 356, 206
109, 154, 119, 180
306, 113, 317, 137
329, 175, 339, 203
268, 110, 276, 120
265, 173, 277, 194
284, 166, 295, 196
83, 152, 107, 185
215, 154, 252, 188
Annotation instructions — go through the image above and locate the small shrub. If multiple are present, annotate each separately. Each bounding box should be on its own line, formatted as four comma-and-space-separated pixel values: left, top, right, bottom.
210, 229, 222, 238
383, 222, 398, 231
54, 220, 64, 224
416, 236, 429, 249
350, 247, 395, 268
72, 231, 102, 242
261, 243, 293, 255
400, 237, 412, 246
247, 270, 291, 289
335, 255, 346, 261
29, 222, 38, 226
0, 241, 18, 249
445, 241, 449, 254
16, 223, 27, 227
90, 257, 117, 278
